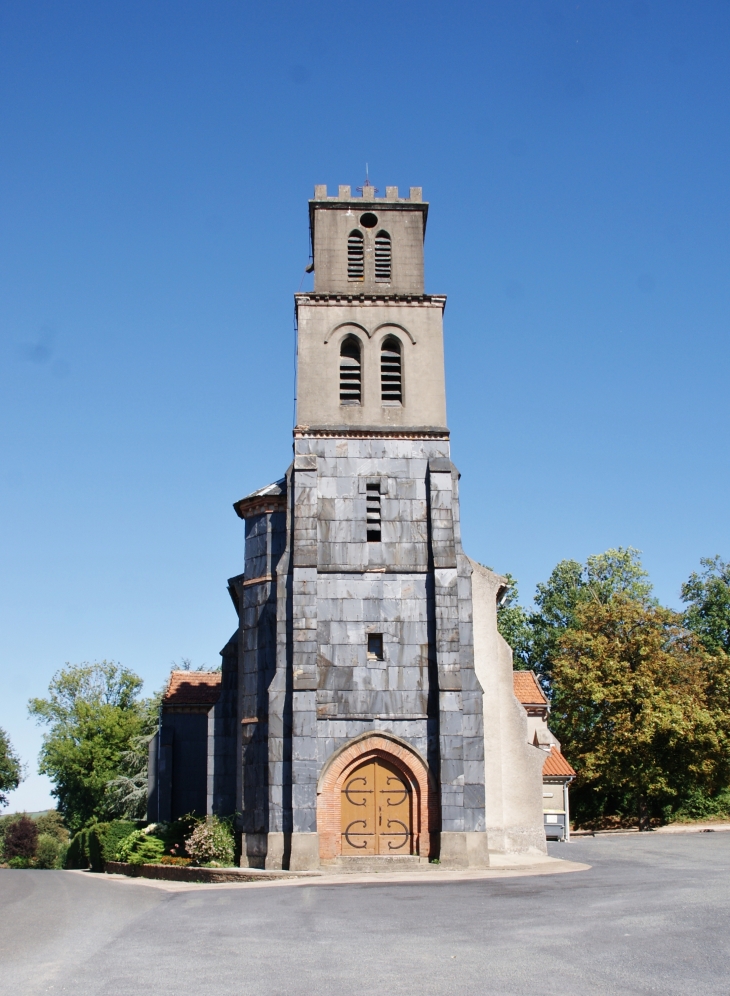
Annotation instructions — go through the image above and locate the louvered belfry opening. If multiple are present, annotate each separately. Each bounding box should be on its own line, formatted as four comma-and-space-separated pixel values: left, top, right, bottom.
374, 230, 391, 281
347, 230, 364, 280
339, 335, 362, 405
381, 336, 402, 404
366, 484, 382, 542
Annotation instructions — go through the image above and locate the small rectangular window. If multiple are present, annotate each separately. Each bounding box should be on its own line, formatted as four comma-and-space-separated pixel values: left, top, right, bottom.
366, 484, 381, 542
367, 634, 384, 660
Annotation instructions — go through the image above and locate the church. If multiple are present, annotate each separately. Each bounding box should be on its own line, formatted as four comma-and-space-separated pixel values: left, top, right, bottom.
148, 181, 554, 869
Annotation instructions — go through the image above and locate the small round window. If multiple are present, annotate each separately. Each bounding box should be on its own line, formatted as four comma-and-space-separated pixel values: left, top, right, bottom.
359, 212, 378, 228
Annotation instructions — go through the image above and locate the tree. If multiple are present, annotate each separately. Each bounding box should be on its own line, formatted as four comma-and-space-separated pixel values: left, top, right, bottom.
496, 574, 533, 668
28, 661, 150, 832
0, 727, 23, 807
497, 548, 654, 686
682, 556, 730, 656
104, 690, 161, 820
550, 595, 730, 829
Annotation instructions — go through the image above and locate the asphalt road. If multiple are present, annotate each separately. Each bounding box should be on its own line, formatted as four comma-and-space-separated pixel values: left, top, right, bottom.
1, 833, 729, 996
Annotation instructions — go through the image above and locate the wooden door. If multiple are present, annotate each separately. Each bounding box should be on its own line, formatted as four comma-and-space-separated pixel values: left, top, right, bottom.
341, 758, 413, 855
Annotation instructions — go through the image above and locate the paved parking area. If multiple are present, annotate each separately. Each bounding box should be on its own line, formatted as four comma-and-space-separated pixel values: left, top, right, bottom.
1, 832, 728, 995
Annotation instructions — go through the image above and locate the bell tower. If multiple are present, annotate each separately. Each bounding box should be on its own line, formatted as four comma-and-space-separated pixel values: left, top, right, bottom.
295, 184, 448, 434
152, 178, 551, 871
274, 181, 488, 871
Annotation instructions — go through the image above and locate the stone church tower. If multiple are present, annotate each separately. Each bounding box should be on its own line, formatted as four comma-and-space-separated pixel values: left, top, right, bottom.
149, 182, 548, 869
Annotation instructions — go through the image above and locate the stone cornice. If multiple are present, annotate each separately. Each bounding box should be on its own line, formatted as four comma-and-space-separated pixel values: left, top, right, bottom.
293, 426, 449, 439
233, 495, 287, 520
295, 293, 446, 311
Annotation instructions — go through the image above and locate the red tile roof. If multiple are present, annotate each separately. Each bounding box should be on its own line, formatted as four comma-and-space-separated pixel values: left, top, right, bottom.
513, 670, 548, 706
543, 746, 576, 778
163, 671, 222, 706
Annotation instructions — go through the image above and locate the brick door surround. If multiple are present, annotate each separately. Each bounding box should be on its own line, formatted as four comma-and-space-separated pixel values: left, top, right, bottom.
316, 732, 437, 861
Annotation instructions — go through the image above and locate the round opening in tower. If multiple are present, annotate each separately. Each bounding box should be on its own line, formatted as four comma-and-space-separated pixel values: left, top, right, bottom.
359, 212, 378, 228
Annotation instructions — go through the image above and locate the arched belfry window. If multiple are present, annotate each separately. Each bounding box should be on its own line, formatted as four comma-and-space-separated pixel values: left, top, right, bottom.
381, 336, 402, 405
374, 231, 391, 282
340, 336, 362, 405
347, 230, 364, 280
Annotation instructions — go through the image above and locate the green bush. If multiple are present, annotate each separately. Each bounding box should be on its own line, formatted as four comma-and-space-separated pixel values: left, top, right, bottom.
63, 825, 106, 871
35, 833, 65, 869
64, 830, 87, 869
669, 787, 730, 823
99, 820, 137, 862
87, 825, 104, 871
34, 811, 69, 844
8, 855, 30, 869
116, 828, 165, 865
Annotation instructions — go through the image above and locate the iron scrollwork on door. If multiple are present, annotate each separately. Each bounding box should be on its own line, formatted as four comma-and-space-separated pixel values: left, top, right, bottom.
343, 820, 369, 849
382, 775, 408, 806
384, 819, 410, 850
343, 776, 372, 806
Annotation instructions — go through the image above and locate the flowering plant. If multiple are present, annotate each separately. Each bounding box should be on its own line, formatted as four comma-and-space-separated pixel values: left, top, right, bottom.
184, 816, 234, 866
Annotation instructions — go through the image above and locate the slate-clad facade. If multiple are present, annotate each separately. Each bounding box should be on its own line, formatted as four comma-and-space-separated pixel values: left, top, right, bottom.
228, 182, 494, 870
149, 181, 550, 868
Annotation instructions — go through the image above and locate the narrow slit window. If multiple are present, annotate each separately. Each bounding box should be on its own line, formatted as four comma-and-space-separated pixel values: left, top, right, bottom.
381, 337, 402, 404
374, 230, 391, 281
340, 336, 361, 405
366, 483, 381, 542
367, 633, 384, 660
347, 230, 364, 280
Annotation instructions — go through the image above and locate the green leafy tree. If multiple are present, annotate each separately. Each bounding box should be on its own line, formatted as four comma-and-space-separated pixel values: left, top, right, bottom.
0, 727, 23, 807
496, 574, 533, 669
28, 661, 150, 832
105, 691, 161, 820
497, 548, 654, 687
682, 556, 730, 656
550, 595, 730, 828
530, 548, 653, 682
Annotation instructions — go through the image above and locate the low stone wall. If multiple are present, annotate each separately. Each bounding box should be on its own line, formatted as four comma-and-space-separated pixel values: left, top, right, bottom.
105, 861, 320, 883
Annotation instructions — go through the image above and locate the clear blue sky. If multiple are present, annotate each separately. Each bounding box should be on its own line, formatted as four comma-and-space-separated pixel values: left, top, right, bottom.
2, 1, 728, 811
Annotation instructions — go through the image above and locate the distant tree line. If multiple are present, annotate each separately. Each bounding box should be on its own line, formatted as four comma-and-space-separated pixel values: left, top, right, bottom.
498, 550, 730, 829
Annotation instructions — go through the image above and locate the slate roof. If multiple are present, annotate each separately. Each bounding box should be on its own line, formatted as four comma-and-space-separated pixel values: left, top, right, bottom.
543, 746, 576, 778
513, 670, 548, 707
233, 478, 287, 520
163, 671, 222, 706
239, 479, 287, 502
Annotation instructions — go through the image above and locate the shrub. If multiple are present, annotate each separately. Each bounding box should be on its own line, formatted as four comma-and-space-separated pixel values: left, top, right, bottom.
99, 820, 137, 863
185, 816, 234, 867
669, 787, 730, 823
34, 811, 69, 844
8, 855, 30, 869
0, 813, 18, 860
4, 815, 38, 860
63, 825, 106, 871
35, 833, 65, 869
64, 829, 86, 868
116, 828, 165, 865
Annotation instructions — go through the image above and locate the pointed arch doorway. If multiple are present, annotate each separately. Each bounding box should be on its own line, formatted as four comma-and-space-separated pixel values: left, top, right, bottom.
341, 757, 412, 855
316, 732, 437, 862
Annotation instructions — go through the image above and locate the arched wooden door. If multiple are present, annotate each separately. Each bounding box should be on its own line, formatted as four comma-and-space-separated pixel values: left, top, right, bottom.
341, 757, 413, 855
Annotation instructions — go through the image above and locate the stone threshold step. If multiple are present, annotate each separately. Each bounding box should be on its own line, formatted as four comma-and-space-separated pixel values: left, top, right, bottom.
323, 856, 432, 874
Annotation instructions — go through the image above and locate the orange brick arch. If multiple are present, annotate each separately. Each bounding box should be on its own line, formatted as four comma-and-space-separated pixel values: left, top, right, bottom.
317, 732, 438, 861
